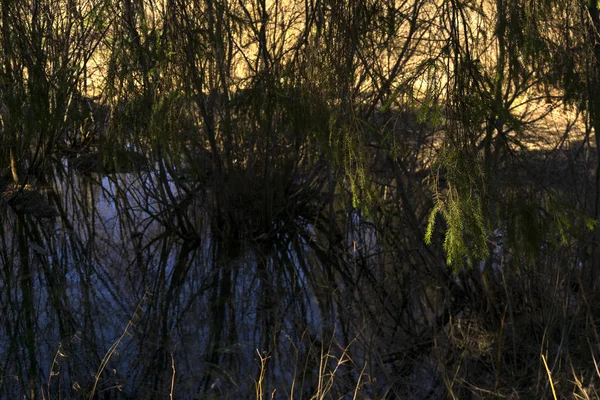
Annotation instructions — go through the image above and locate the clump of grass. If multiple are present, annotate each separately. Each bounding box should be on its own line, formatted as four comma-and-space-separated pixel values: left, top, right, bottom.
254, 334, 369, 400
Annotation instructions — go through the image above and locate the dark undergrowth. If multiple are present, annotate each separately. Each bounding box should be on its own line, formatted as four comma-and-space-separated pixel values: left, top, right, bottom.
0, 0, 599, 398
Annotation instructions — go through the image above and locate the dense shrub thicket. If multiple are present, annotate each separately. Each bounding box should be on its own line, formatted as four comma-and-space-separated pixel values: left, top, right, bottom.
2, 0, 600, 398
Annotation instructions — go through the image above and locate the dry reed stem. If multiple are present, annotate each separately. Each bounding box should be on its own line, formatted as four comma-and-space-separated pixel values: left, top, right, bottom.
312, 338, 356, 400
541, 353, 558, 400
569, 360, 590, 400
255, 349, 270, 400
352, 360, 368, 400
170, 351, 176, 400
45, 344, 64, 399
89, 293, 148, 399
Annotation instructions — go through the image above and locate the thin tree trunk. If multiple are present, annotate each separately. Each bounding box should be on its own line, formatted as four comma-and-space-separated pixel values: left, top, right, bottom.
587, 1, 600, 287
2, 0, 21, 186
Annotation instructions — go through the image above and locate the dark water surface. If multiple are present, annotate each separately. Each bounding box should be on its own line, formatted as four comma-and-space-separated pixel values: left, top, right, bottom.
1, 155, 415, 399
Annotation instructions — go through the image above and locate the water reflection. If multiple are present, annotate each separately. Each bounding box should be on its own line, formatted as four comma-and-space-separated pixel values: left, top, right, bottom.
0, 128, 453, 399
1, 153, 372, 399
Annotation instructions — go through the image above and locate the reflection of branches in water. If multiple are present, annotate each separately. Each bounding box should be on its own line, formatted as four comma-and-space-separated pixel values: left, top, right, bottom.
89, 291, 150, 399
0, 126, 462, 400
0, 155, 406, 398
0, 86, 476, 399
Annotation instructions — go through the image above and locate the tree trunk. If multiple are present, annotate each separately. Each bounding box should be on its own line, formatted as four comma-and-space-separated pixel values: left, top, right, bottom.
586, 1, 600, 287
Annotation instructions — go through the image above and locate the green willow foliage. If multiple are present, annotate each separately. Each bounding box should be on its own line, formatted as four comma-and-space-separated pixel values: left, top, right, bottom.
426, 149, 488, 267
1, 0, 599, 271
6, 0, 600, 398
423, 0, 600, 268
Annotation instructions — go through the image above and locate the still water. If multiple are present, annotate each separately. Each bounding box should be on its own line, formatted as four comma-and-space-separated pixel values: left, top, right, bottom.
0, 156, 404, 399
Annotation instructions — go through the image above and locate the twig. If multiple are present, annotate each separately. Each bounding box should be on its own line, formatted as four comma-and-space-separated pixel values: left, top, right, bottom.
541, 353, 558, 400
89, 294, 147, 400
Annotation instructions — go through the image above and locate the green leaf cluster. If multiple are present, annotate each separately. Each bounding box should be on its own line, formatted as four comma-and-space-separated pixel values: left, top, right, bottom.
426, 149, 488, 268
